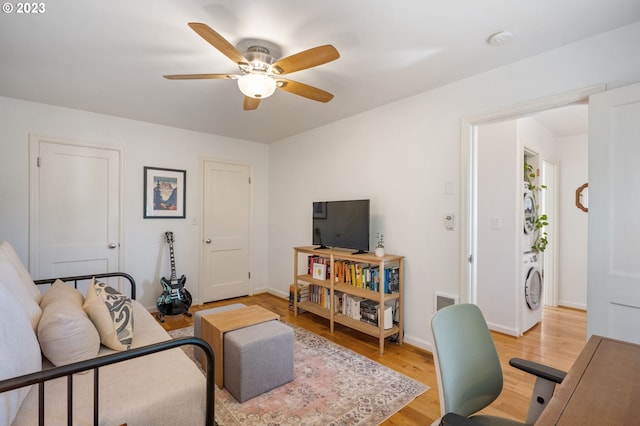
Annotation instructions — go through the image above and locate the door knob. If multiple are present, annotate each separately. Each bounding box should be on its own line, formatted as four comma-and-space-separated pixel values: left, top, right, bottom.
108, 243, 118, 249
205, 239, 212, 244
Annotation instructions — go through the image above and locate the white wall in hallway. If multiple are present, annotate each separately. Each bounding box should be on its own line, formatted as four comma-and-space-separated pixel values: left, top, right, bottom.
557, 133, 588, 309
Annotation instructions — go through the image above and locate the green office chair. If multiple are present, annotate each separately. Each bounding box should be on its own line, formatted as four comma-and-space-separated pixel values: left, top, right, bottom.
430, 304, 566, 426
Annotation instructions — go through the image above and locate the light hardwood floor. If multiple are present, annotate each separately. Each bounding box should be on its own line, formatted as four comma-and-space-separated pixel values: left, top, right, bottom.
158, 293, 587, 425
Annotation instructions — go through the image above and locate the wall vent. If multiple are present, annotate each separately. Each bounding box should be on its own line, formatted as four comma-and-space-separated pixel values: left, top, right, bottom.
435, 292, 459, 312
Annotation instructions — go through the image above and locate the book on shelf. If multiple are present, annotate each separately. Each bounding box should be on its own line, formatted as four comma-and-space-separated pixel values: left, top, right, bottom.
312, 262, 327, 280
340, 293, 364, 320
308, 284, 331, 308
289, 283, 309, 312
307, 255, 330, 280
359, 300, 394, 329
334, 290, 344, 313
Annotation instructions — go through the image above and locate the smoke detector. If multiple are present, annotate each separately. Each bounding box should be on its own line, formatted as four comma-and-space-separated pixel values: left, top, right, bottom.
487, 30, 513, 46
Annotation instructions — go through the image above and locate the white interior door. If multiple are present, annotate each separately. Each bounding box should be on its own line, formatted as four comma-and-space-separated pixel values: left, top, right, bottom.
588, 82, 640, 343
201, 160, 251, 302
29, 136, 122, 279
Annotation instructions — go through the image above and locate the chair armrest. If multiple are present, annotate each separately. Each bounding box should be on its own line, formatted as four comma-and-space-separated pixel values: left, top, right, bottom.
509, 358, 566, 384
439, 413, 483, 426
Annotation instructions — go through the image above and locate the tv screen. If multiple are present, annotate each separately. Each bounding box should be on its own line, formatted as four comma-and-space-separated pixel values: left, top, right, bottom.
312, 199, 370, 253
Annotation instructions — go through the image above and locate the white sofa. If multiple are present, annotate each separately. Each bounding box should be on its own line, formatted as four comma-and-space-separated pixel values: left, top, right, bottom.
0, 242, 213, 425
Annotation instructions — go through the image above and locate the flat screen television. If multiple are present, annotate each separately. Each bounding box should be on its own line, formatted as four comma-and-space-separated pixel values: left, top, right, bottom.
312, 199, 370, 253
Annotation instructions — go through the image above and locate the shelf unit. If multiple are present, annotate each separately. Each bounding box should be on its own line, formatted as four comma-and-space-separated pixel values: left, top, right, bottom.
293, 246, 404, 353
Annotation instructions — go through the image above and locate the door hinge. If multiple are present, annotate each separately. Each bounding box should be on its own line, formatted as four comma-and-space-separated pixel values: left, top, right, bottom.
248, 177, 251, 184
248, 271, 251, 279
37, 157, 41, 167
468, 254, 473, 263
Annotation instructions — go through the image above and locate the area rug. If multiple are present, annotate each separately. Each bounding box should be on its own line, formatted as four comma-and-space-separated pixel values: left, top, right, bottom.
169, 324, 428, 425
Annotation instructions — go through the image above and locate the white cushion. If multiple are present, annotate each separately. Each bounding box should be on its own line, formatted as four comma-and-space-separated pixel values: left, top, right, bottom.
38, 281, 100, 366
0, 282, 42, 425
40, 279, 84, 310
0, 250, 42, 330
83, 278, 134, 351
0, 241, 42, 304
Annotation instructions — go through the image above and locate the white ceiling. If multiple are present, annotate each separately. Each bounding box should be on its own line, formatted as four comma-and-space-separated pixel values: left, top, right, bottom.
1, 0, 638, 143
532, 104, 589, 138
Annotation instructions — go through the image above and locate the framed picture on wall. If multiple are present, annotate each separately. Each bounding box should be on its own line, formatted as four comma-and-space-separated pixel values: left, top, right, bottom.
143, 166, 186, 218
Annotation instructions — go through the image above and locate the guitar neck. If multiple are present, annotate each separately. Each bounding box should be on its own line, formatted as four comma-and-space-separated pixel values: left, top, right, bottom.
168, 242, 177, 281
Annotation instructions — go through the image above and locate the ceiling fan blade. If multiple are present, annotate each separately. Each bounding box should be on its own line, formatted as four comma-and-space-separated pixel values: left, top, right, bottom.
163, 73, 239, 80
271, 45, 339, 75
188, 22, 248, 65
275, 78, 334, 103
243, 96, 260, 110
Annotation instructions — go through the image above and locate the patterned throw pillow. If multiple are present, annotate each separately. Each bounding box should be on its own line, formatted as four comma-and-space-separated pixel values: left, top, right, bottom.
83, 278, 134, 351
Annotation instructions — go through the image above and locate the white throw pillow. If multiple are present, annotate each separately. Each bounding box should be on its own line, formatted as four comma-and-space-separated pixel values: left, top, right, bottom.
0, 253, 42, 330
38, 281, 100, 366
0, 282, 43, 425
83, 278, 134, 351
40, 279, 84, 310
0, 241, 42, 304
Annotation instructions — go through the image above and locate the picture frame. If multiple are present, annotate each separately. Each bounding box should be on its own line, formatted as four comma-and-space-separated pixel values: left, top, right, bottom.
143, 166, 186, 218
312, 262, 327, 281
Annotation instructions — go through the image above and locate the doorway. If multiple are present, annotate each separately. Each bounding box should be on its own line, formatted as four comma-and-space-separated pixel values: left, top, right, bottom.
200, 160, 252, 302
461, 86, 600, 333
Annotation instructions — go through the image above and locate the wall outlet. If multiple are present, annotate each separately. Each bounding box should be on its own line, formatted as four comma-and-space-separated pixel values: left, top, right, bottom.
444, 214, 454, 230
491, 216, 502, 230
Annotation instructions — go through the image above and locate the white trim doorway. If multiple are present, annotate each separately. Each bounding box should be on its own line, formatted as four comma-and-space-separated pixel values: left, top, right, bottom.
460, 85, 604, 308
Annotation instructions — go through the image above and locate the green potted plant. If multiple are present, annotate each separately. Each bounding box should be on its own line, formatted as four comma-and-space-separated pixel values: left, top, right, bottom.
524, 162, 548, 252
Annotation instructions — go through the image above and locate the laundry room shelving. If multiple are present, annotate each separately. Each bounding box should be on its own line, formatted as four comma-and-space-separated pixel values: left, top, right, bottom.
292, 246, 404, 354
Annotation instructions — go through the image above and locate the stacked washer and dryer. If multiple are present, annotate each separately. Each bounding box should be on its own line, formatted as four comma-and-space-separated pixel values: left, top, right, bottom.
522, 181, 543, 332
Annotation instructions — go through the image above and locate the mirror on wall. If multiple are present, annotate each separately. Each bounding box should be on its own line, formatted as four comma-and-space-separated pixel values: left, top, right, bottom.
576, 183, 588, 212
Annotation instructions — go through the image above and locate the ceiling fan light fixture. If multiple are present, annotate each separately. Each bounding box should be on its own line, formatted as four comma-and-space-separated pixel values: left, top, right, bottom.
237, 73, 276, 99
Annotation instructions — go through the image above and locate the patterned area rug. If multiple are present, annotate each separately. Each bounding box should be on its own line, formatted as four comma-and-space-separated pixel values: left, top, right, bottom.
169, 323, 428, 425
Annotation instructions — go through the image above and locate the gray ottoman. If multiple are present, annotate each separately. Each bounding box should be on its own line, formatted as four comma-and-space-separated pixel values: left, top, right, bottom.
224, 320, 295, 402
194, 303, 246, 364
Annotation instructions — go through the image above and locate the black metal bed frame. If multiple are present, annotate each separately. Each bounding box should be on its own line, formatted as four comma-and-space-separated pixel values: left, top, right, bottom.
0, 273, 215, 426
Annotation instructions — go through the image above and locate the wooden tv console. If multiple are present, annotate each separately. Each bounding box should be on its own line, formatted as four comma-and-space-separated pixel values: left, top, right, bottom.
292, 246, 404, 354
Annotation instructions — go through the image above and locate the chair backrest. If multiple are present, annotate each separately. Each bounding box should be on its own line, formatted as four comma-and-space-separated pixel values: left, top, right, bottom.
430, 303, 504, 417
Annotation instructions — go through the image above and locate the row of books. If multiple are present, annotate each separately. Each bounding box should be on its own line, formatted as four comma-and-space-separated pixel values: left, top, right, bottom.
360, 299, 394, 329
307, 255, 400, 294
307, 255, 330, 279
308, 284, 332, 308
288, 283, 309, 312
295, 287, 396, 329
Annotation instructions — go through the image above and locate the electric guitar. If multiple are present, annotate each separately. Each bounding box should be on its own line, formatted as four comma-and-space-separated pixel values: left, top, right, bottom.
157, 231, 192, 318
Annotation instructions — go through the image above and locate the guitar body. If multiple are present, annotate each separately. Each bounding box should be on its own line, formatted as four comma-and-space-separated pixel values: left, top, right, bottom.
157, 275, 192, 315
156, 232, 192, 318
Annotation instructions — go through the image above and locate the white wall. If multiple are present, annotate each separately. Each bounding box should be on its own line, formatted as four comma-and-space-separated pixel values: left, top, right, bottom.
0, 97, 270, 310
476, 120, 519, 334
558, 133, 588, 309
268, 22, 640, 351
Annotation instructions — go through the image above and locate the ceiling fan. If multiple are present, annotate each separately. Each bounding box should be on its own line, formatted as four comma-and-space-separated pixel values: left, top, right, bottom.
164, 23, 340, 110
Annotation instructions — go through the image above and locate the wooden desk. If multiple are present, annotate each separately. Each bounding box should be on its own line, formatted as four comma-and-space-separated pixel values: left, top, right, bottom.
536, 335, 640, 425
200, 305, 280, 388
